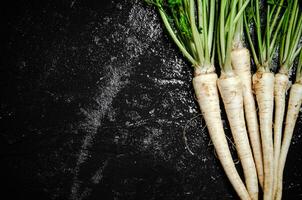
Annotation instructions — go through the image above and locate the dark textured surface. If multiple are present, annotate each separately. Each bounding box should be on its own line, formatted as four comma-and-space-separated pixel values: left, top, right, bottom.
1, 0, 301, 199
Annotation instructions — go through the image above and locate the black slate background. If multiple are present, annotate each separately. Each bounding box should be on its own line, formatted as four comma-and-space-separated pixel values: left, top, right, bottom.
1, 0, 301, 199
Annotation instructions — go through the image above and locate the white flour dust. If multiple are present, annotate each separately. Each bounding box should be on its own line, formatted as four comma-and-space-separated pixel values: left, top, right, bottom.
69, 1, 162, 199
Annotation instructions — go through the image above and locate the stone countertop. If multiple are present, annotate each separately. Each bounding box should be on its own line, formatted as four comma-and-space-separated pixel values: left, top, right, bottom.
1, 0, 301, 199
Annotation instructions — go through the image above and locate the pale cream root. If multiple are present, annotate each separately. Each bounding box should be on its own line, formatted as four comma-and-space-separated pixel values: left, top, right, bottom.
272, 73, 289, 198
275, 83, 302, 200
193, 72, 251, 200
252, 71, 274, 200
231, 48, 264, 189
217, 73, 258, 200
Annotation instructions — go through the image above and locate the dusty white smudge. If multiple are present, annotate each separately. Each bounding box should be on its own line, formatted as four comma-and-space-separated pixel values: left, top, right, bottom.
69, 1, 162, 200
91, 160, 109, 184
152, 78, 185, 85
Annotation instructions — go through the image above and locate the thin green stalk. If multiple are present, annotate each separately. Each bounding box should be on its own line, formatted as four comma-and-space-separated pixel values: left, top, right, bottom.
286, 18, 302, 65
292, 46, 302, 64
220, 0, 227, 63
197, 0, 202, 30
158, 7, 198, 66
266, 5, 271, 63
218, 0, 240, 71
245, 0, 286, 70
279, 0, 302, 71
146, 0, 216, 68
233, 0, 245, 47
208, 0, 215, 55
255, 0, 264, 64
189, 0, 204, 64
282, 0, 298, 64
217, 26, 222, 67
233, 0, 251, 32
171, 9, 194, 56
224, 0, 239, 70
214, 0, 220, 64
269, 1, 277, 20
269, 0, 285, 35
279, 41, 286, 63
202, 0, 210, 63
269, 13, 285, 53
244, 13, 260, 66
296, 50, 302, 82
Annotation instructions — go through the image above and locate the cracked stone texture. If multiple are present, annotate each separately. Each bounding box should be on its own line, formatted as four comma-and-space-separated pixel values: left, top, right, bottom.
1, 0, 302, 199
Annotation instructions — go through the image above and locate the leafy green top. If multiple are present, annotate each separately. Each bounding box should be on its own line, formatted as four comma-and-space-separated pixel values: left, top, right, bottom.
145, 0, 216, 70
279, 0, 302, 73
217, 0, 250, 73
244, 0, 286, 71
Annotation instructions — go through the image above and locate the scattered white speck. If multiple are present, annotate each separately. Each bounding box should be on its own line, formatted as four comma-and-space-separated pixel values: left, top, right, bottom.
149, 109, 155, 115
116, 3, 123, 10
